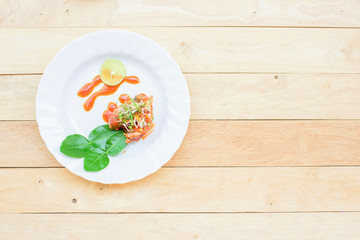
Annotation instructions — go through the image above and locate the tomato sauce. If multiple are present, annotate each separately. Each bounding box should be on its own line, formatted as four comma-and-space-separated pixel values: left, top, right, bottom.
123, 76, 140, 84
78, 76, 140, 112
77, 75, 102, 98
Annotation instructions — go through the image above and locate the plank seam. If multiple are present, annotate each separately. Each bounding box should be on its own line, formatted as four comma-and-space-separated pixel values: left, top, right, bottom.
3, 119, 360, 122
7, 211, 360, 214
5, 26, 360, 29
3, 72, 360, 75
1, 166, 360, 169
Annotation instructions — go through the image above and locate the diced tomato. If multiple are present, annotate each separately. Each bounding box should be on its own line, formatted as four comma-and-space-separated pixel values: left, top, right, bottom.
107, 102, 117, 112
119, 94, 130, 103
135, 93, 149, 101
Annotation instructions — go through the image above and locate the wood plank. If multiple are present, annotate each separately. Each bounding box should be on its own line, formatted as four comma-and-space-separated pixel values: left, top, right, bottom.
189, 73, 360, 119
1, 213, 359, 240
1, 120, 360, 167
1, 28, 360, 74
3, 74, 360, 120
2, 0, 360, 28
1, 167, 360, 213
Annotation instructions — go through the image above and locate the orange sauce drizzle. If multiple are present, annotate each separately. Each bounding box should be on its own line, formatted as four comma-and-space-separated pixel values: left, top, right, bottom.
78, 76, 140, 112
77, 75, 102, 98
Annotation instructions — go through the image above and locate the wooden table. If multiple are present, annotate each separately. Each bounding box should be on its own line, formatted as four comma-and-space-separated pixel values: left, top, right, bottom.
1, 1, 360, 239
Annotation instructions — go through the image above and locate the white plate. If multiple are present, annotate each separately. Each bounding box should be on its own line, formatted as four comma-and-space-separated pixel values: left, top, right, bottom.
36, 30, 190, 184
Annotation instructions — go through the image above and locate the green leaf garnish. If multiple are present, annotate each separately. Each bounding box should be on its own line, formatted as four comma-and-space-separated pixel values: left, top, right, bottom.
89, 125, 118, 149
60, 134, 91, 158
84, 148, 109, 172
129, 109, 134, 126
131, 98, 142, 113
105, 131, 127, 156
60, 124, 128, 172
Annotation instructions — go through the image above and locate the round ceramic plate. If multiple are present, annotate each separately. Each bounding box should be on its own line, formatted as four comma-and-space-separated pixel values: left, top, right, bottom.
36, 30, 190, 184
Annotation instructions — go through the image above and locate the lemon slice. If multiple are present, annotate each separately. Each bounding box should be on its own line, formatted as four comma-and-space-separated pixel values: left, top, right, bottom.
100, 59, 126, 86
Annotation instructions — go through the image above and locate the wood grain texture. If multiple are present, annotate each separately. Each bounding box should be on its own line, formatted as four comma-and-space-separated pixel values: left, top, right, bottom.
1, 28, 360, 74
3, 74, 360, 120
1, 167, 360, 213
1, 213, 360, 240
2, 0, 360, 238
1, 120, 360, 167
2, 0, 360, 28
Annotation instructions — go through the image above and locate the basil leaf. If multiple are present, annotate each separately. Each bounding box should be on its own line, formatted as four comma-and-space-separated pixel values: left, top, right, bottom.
89, 124, 118, 149
105, 131, 127, 156
60, 134, 91, 158
84, 148, 109, 172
